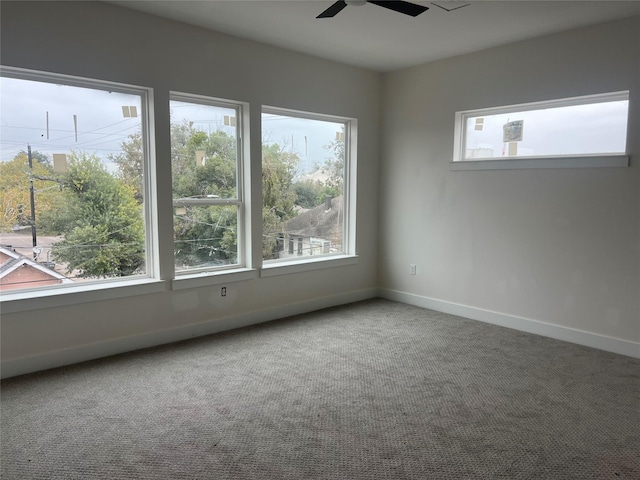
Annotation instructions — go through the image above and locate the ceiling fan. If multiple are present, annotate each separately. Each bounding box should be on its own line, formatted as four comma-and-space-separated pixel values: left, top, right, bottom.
317, 0, 429, 19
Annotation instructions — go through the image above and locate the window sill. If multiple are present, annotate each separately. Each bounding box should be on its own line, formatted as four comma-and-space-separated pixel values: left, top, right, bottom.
450, 155, 629, 171
260, 254, 358, 278
172, 268, 257, 290
0, 278, 167, 314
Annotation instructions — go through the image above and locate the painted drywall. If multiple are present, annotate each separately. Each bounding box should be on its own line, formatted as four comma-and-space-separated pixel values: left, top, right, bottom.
380, 16, 640, 343
0, 1, 381, 373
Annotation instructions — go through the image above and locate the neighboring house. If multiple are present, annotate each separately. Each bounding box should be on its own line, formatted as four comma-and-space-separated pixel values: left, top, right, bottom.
280, 196, 343, 258
0, 247, 72, 291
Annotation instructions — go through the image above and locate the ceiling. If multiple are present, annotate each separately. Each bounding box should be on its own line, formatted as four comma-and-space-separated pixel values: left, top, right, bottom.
110, 1, 640, 72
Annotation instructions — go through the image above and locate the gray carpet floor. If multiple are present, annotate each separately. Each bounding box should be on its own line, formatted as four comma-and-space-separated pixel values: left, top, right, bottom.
1, 299, 639, 479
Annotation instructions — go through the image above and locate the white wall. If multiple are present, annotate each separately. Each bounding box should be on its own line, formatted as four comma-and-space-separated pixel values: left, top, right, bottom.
2, 3, 638, 378
0, 1, 381, 376
379, 17, 640, 350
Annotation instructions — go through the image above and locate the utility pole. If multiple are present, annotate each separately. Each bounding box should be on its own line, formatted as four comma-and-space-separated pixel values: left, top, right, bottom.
27, 144, 38, 261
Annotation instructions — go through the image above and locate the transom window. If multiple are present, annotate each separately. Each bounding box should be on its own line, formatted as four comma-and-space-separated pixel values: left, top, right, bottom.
452, 91, 629, 169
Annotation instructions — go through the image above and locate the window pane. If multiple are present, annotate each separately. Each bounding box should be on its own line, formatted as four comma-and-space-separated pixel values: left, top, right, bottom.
0, 73, 148, 292
170, 100, 238, 200
462, 95, 629, 160
170, 97, 241, 272
262, 112, 345, 262
173, 205, 238, 272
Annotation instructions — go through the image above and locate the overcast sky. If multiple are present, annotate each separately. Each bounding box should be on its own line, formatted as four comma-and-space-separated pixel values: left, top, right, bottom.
465, 100, 629, 158
1, 76, 342, 175
4, 75, 626, 172
0, 77, 142, 170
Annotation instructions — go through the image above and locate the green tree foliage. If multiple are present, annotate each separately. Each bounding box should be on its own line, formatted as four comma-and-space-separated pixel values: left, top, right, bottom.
39, 152, 145, 278
174, 204, 237, 266
173, 127, 237, 198
293, 180, 324, 209
320, 134, 345, 196
111, 123, 240, 269
171, 122, 239, 267
15, 149, 51, 168
92, 120, 345, 270
0, 151, 55, 232
290, 133, 345, 210
291, 175, 340, 210
262, 143, 298, 259
108, 131, 143, 201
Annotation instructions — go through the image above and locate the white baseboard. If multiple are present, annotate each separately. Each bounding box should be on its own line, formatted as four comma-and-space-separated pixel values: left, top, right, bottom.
4, 287, 635, 379
378, 288, 640, 359
1, 288, 377, 379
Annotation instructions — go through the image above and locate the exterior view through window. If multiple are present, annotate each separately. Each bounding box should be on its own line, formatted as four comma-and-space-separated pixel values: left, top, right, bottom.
170, 96, 243, 273
456, 92, 629, 161
0, 70, 149, 293
262, 110, 347, 262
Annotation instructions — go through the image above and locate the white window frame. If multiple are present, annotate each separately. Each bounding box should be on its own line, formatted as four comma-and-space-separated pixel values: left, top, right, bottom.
0, 66, 164, 312
260, 106, 357, 277
169, 92, 254, 289
451, 91, 630, 170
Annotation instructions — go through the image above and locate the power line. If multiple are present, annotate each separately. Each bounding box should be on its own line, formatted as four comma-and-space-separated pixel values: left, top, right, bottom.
0, 117, 138, 139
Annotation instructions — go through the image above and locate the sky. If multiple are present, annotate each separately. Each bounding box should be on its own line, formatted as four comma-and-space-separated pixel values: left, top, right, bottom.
1, 76, 342, 176
0, 76, 142, 171
262, 113, 343, 175
464, 100, 629, 159
5, 73, 626, 173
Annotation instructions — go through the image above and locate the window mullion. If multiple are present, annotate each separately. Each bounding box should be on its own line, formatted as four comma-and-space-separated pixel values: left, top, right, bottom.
172, 199, 242, 206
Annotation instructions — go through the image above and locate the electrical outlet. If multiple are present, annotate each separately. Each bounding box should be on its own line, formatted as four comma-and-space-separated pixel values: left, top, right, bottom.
221, 286, 227, 297
410, 264, 417, 275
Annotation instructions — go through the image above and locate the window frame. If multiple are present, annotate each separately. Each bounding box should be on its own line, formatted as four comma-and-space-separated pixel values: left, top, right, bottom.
451, 91, 630, 170
169, 91, 252, 285
0, 67, 359, 307
0, 66, 162, 305
260, 106, 357, 276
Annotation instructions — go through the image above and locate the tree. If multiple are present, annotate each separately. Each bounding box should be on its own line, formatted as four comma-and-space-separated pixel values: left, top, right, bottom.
39, 152, 145, 278
110, 122, 321, 265
290, 132, 345, 210
319, 133, 345, 196
109, 131, 143, 201
262, 143, 299, 259
293, 180, 324, 209
173, 128, 237, 199
111, 122, 241, 268
0, 151, 55, 232
171, 122, 239, 267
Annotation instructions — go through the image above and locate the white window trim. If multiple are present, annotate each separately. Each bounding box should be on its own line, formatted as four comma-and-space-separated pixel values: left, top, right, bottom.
0, 66, 160, 308
260, 106, 357, 272
0, 278, 167, 314
451, 155, 629, 171
171, 268, 256, 290
452, 91, 630, 170
260, 254, 358, 278
170, 92, 251, 280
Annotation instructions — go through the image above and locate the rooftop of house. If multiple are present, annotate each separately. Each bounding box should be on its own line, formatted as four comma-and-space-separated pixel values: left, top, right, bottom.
0, 246, 72, 285
285, 196, 344, 240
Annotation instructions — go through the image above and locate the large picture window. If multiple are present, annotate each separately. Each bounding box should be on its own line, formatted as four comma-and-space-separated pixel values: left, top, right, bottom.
261, 108, 354, 265
170, 94, 245, 274
0, 67, 356, 302
452, 91, 629, 169
0, 68, 152, 293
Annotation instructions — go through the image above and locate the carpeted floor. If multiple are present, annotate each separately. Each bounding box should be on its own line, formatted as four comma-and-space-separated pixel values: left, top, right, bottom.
1, 299, 639, 479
